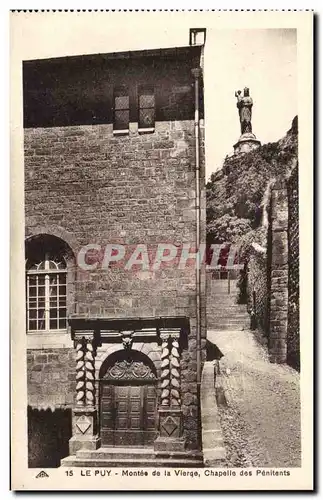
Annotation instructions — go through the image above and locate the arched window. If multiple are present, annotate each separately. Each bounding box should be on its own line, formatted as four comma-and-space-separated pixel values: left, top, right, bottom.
25, 235, 73, 332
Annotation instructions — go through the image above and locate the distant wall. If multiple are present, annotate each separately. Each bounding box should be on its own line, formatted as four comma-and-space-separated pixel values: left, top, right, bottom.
244, 167, 299, 370
268, 179, 289, 364
246, 250, 268, 335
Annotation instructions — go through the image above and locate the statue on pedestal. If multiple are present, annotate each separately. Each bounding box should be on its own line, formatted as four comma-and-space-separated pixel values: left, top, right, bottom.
233, 86, 260, 155
235, 87, 253, 135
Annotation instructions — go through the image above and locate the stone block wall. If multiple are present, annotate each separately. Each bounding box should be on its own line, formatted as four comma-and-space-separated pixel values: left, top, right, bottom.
246, 250, 268, 335
287, 167, 300, 370
25, 120, 199, 321
27, 349, 76, 408
268, 179, 289, 363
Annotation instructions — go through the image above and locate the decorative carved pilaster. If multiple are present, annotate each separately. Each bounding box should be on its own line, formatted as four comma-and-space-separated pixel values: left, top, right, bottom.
74, 333, 96, 407
85, 341, 96, 406
155, 328, 185, 455
75, 341, 86, 406
169, 338, 181, 406
69, 331, 100, 455
160, 338, 170, 406
160, 329, 181, 407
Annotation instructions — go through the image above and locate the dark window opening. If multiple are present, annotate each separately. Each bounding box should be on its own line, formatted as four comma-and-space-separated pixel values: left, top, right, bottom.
138, 86, 155, 129
114, 87, 130, 130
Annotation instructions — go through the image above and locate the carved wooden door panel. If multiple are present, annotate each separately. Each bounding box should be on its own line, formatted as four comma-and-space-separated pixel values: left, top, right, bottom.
100, 357, 157, 447
114, 385, 143, 447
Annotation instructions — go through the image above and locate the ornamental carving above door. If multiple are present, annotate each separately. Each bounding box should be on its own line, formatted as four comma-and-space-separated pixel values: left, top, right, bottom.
104, 360, 156, 381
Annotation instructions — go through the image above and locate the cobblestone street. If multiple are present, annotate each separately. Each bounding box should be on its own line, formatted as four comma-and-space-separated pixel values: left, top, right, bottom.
208, 329, 301, 468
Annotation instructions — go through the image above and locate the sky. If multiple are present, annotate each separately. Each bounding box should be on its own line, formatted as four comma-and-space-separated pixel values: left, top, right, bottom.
11, 13, 297, 179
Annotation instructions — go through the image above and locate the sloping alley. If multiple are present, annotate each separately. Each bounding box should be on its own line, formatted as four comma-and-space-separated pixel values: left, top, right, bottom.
208, 328, 301, 468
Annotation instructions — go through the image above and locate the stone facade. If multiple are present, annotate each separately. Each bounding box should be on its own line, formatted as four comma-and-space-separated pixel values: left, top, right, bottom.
24, 46, 206, 466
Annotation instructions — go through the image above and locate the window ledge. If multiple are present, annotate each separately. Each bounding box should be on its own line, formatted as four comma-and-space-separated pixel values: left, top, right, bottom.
27, 329, 67, 335
138, 127, 155, 134
113, 129, 129, 136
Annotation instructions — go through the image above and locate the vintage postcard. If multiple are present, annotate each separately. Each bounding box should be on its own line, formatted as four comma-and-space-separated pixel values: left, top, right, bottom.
10, 10, 313, 491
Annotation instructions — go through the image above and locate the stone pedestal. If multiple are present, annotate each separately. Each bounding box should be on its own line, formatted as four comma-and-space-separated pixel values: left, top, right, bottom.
154, 408, 185, 454
69, 406, 101, 455
233, 132, 261, 155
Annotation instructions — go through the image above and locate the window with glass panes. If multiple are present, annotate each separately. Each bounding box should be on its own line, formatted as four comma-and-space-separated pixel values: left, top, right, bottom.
138, 86, 155, 129
113, 87, 130, 130
26, 255, 67, 331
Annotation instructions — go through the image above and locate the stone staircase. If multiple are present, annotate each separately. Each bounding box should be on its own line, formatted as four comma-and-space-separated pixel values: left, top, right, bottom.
207, 278, 250, 331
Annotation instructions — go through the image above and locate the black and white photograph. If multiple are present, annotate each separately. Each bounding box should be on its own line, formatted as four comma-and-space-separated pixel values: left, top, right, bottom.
10, 10, 313, 491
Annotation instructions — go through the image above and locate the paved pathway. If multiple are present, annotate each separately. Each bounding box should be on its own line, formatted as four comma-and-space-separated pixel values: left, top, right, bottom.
208, 329, 301, 468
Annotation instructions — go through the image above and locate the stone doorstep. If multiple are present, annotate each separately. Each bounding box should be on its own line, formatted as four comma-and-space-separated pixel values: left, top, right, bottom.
61, 446, 204, 467
76, 447, 156, 460
61, 449, 204, 468
61, 457, 204, 468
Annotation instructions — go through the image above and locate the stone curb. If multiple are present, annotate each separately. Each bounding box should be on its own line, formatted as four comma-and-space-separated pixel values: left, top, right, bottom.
201, 361, 227, 467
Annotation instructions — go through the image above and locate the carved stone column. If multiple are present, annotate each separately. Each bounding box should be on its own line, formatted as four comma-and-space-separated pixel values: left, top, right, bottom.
154, 328, 186, 454
69, 332, 101, 455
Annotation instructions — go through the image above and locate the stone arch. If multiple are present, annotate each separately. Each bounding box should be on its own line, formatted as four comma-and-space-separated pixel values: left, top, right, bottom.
25, 225, 79, 258
25, 232, 77, 321
95, 343, 161, 380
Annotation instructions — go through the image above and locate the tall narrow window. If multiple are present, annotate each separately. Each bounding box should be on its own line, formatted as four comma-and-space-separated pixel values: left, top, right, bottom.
113, 87, 130, 131
138, 86, 155, 129
26, 255, 67, 332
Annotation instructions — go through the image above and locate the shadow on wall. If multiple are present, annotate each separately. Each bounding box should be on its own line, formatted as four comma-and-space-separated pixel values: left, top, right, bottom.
28, 406, 72, 468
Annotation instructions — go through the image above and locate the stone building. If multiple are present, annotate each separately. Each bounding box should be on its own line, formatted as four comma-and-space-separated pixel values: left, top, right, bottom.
24, 33, 206, 467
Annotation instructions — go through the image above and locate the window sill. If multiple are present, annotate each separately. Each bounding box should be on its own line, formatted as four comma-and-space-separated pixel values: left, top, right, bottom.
138, 127, 155, 134
27, 329, 67, 335
113, 129, 129, 136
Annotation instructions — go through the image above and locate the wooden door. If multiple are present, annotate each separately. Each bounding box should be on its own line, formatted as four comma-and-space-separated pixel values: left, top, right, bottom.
100, 383, 157, 447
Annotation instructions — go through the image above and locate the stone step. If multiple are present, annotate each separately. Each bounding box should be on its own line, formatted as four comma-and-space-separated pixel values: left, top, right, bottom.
207, 313, 246, 318
61, 455, 203, 468
207, 312, 249, 319
76, 447, 156, 461
207, 297, 241, 303
207, 323, 249, 331
207, 316, 249, 322
207, 298, 247, 311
